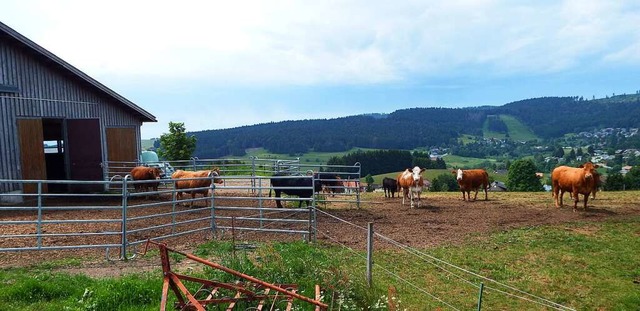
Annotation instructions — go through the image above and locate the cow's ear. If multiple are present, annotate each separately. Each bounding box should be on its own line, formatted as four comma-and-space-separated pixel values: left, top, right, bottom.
451, 170, 456, 174
594, 164, 599, 168
578, 164, 584, 168
420, 168, 426, 173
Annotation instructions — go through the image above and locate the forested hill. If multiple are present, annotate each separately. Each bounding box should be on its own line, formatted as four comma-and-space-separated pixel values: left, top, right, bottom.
495, 95, 640, 137
191, 94, 640, 158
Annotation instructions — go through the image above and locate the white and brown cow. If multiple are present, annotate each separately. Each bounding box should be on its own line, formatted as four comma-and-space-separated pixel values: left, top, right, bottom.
396, 166, 426, 208
452, 169, 489, 201
551, 162, 599, 211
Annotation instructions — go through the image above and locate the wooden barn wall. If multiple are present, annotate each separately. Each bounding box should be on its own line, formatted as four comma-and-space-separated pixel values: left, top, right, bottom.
0, 34, 143, 193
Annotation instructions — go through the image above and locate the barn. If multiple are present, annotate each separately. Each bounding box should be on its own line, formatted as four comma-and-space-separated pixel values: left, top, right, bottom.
0, 21, 156, 194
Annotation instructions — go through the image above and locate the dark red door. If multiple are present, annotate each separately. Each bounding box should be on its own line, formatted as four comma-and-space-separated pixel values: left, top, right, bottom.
67, 119, 103, 192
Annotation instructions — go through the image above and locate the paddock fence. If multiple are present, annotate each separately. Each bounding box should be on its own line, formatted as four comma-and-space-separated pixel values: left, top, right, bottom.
0, 157, 362, 257
103, 158, 363, 207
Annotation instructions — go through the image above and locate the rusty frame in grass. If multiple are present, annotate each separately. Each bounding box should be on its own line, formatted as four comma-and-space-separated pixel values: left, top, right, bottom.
141, 239, 328, 311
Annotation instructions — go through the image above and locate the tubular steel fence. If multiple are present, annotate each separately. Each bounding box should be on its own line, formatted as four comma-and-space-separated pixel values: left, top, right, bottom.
0, 160, 361, 258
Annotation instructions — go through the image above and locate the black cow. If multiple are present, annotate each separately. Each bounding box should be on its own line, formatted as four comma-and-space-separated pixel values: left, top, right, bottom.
270, 173, 324, 208
382, 177, 397, 198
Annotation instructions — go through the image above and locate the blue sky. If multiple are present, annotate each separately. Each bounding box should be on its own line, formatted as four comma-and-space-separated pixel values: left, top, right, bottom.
2, 0, 639, 138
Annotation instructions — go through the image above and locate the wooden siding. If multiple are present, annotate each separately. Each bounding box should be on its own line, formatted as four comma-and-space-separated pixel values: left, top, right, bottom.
0, 33, 143, 193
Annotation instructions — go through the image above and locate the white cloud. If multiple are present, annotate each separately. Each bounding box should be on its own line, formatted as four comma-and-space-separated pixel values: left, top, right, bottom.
2, 0, 640, 85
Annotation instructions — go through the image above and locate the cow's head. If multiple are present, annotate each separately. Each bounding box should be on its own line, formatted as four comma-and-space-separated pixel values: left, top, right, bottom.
578, 162, 599, 180
455, 169, 464, 181
207, 168, 224, 184
410, 166, 425, 182
150, 168, 162, 179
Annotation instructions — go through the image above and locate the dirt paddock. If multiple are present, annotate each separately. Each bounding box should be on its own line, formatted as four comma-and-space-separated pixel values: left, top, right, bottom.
1, 189, 638, 275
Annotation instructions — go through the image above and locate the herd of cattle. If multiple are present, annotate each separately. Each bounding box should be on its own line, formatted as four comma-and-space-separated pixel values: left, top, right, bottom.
129, 161, 602, 211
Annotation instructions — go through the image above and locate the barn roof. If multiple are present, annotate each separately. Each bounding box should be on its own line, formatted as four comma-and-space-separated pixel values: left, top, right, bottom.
0, 21, 156, 122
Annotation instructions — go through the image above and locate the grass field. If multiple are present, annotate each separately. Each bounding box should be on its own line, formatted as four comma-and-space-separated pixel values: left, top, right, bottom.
483, 114, 539, 141
240, 147, 378, 164
442, 154, 498, 169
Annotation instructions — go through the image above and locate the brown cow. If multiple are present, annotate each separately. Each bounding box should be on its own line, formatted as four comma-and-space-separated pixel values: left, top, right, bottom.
551, 162, 599, 211
396, 166, 426, 208
130, 166, 162, 195
452, 169, 489, 201
172, 168, 223, 207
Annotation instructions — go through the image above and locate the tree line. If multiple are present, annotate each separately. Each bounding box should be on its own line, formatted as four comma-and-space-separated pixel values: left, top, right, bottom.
187, 94, 640, 158
326, 149, 446, 177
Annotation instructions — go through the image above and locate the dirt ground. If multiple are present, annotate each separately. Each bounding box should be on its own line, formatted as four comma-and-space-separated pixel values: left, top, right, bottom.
1, 189, 638, 277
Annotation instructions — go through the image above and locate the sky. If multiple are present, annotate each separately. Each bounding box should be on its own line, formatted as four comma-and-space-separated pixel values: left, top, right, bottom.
2, 0, 640, 138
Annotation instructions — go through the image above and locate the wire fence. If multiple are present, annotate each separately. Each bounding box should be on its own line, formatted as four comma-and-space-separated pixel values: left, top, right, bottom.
312, 207, 576, 311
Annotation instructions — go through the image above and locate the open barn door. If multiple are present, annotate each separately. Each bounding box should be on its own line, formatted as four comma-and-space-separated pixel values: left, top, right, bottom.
67, 119, 103, 192
17, 118, 47, 194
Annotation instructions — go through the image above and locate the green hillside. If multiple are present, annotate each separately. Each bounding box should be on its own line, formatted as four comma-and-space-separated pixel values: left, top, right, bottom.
141, 139, 155, 150
482, 114, 538, 141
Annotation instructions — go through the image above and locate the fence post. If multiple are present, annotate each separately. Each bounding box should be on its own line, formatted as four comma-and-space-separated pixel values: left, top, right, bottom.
210, 177, 216, 235
191, 157, 198, 171
355, 162, 362, 209
307, 175, 315, 243
477, 282, 485, 311
171, 179, 177, 234
258, 177, 263, 228
36, 181, 43, 249
251, 156, 257, 194
121, 175, 130, 260
367, 222, 374, 287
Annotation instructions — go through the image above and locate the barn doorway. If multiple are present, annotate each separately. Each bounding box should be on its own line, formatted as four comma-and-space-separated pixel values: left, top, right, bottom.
42, 118, 67, 192
18, 118, 104, 193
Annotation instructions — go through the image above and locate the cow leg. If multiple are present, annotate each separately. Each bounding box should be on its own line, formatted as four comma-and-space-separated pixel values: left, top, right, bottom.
409, 191, 414, 208
572, 190, 579, 212
274, 190, 283, 208
402, 188, 408, 205
583, 194, 589, 211
473, 189, 479, 201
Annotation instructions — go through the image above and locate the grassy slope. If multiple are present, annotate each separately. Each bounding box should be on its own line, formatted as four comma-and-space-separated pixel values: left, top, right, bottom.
483, 114, 539, 141
141, 139, 155, 150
